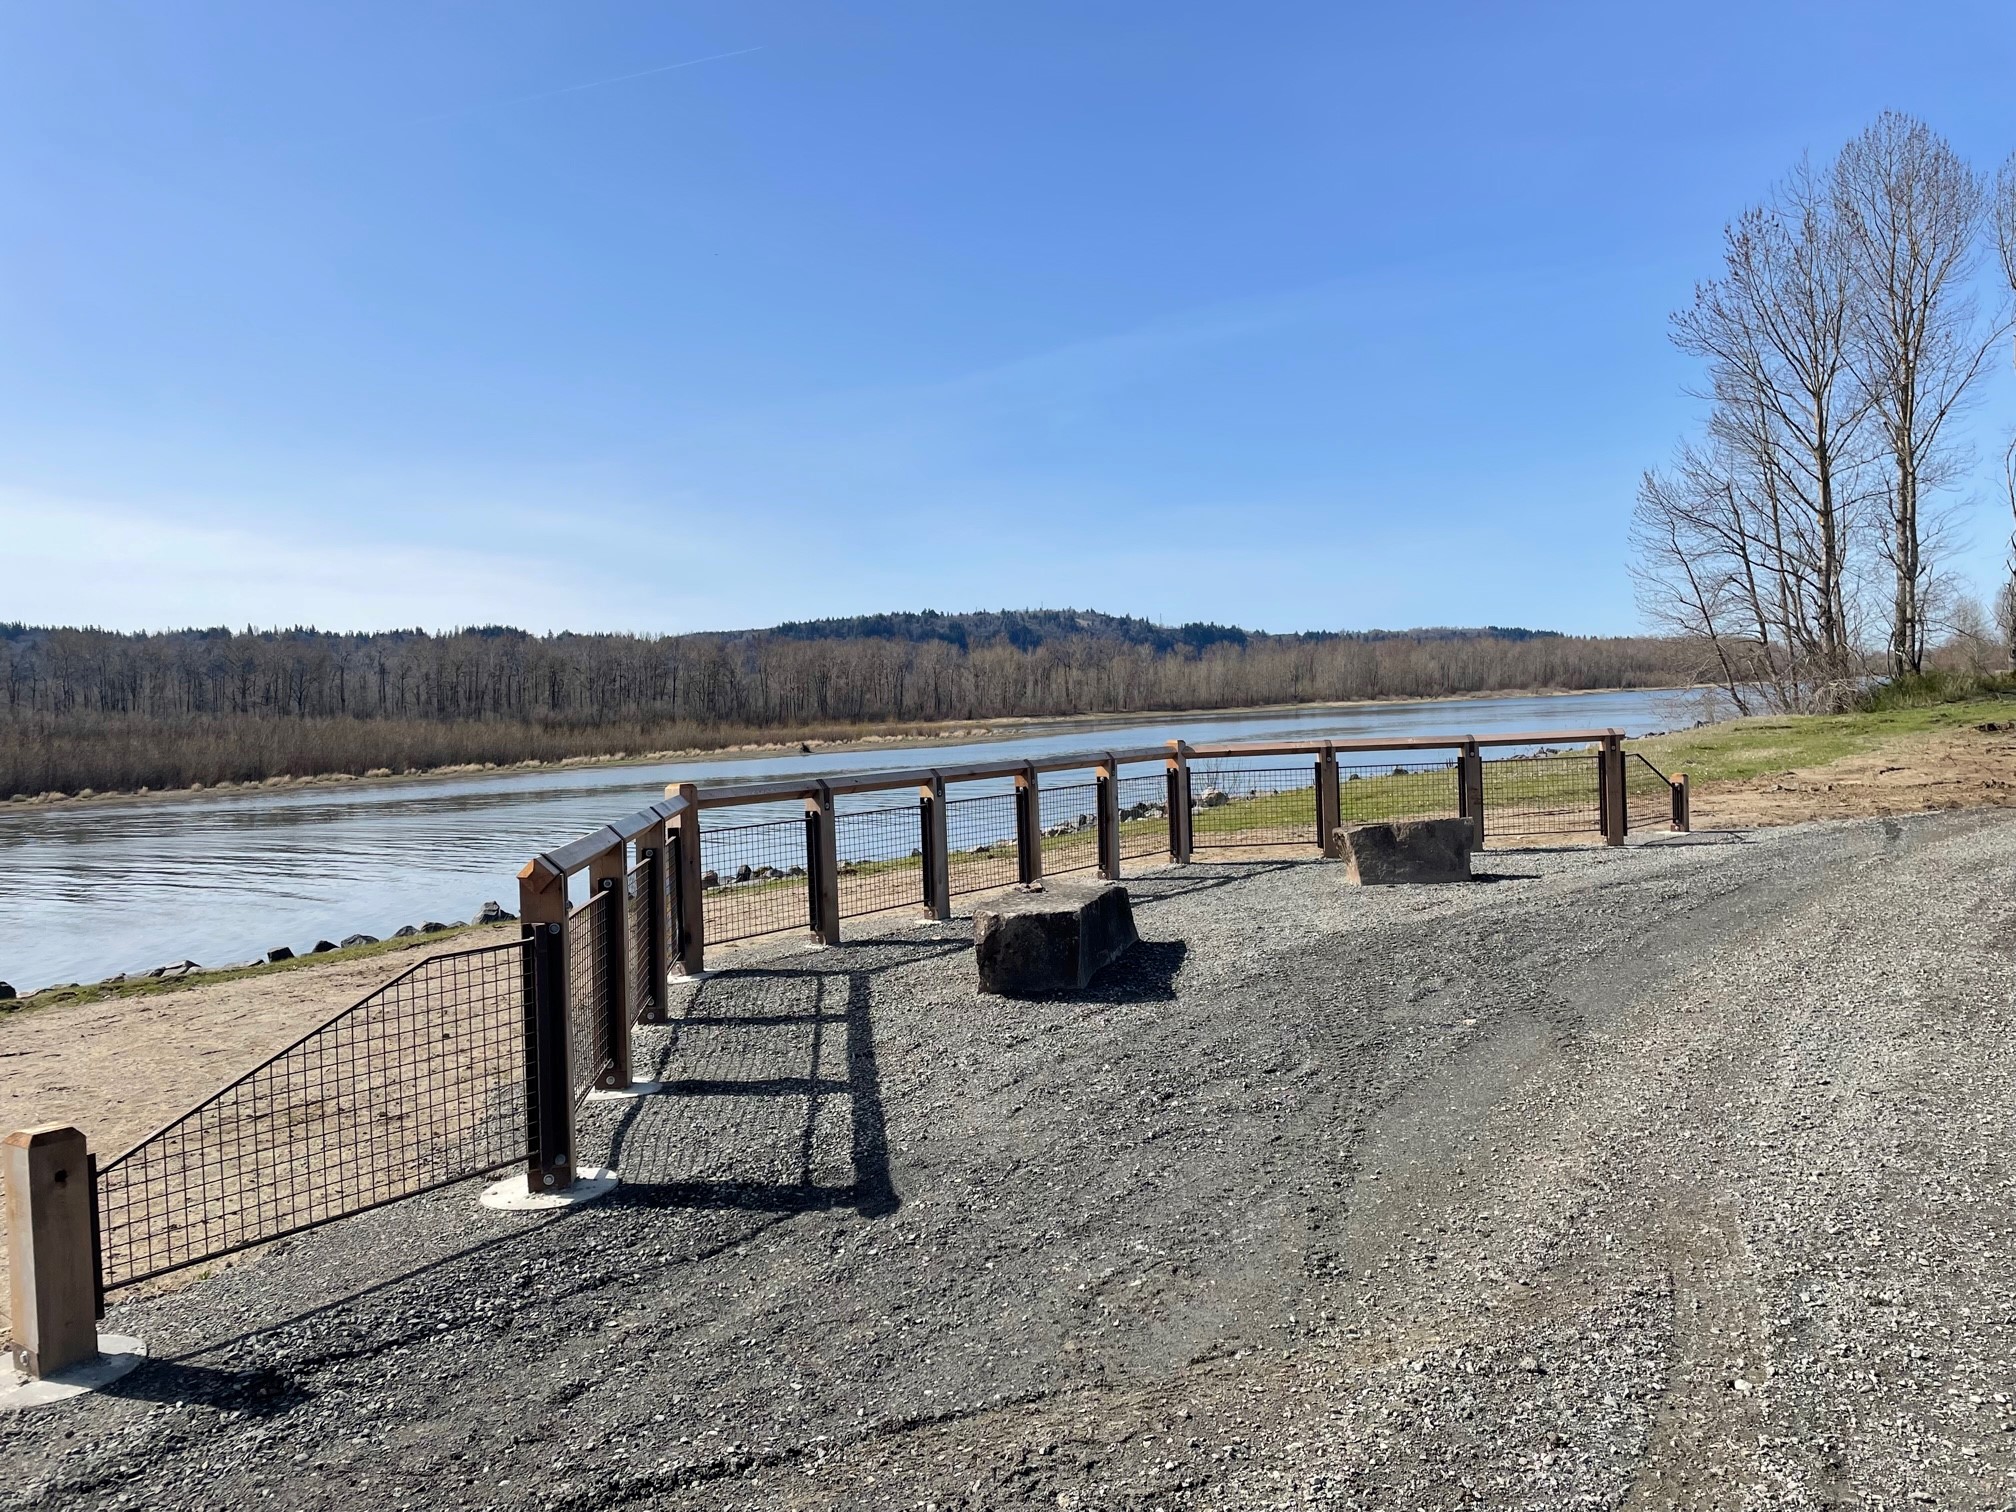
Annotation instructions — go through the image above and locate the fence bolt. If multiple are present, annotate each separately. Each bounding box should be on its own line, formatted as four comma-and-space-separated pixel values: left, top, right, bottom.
5, 1125, 100, 1380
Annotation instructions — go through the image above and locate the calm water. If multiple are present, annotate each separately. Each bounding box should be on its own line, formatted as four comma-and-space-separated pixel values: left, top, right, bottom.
0, 687, 1715, 992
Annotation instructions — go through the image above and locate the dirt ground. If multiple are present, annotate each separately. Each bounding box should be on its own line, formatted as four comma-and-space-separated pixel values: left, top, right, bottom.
1684, 722, 2016, 828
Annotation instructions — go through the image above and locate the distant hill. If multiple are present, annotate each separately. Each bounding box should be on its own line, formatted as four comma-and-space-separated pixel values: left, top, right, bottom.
766, 608, 1561, 653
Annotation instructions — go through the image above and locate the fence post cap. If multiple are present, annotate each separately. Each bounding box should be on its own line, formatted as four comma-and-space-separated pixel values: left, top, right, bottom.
4, 1125, 84, 1150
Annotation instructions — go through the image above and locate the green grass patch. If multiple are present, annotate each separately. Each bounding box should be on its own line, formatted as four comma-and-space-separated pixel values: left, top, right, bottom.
1635, 695, 2016, 785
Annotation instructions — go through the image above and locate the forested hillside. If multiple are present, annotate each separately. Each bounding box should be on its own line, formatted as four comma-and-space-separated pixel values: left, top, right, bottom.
0, 614, 1695, 797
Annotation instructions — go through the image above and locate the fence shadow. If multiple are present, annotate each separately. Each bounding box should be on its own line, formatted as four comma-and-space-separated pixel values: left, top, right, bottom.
607, 940, 967, 1220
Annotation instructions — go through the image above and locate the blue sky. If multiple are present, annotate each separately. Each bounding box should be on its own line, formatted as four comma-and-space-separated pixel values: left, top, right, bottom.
3, 2, 2013, 636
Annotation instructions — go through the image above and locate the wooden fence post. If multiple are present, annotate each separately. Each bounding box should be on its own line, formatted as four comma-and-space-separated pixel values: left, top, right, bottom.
671, 784, 706, 976
1166, 741, 1193, 864
1096, 754, 1122, 879
806, 782, 842, 944
1459, 740, 1485, 848
1016, 764, 1044, 886
5, 1125, 99, 1379
517, 858, 575, 1192
588, 841, 631, 1091
1672, 773, 1691, 833
1316, 743, 1342, 858
1600, 734, 1626, 846
634, 814, 669, 1023
920, 774, 951, 919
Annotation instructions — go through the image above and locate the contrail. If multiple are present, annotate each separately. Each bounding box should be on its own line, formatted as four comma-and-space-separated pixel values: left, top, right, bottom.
401, 45, 764, 128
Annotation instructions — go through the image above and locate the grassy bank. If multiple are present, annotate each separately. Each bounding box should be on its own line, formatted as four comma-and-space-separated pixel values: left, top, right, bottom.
1637, 693, 2016, 786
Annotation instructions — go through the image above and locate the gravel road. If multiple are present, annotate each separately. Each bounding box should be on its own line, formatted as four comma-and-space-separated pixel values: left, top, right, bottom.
6, 809, 2015, 1510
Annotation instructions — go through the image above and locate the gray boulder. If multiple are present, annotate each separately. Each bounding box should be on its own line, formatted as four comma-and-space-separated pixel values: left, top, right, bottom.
0, 981, 15, 1001
393, 924, 420, 938
473, 900, 514, 925
266, 946, 295, 963
973, 880, 1139, 997
311, 939, 338, 954
1337, 818, 1473, 885
340, 933, 378, 949
419, 921, 449, 933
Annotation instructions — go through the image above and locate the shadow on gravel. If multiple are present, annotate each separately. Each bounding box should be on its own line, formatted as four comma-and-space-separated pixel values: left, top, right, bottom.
607, 940, 962, 1221
1470, 872, 1541, 883
98, 1357, 311, 1417
1124, 860, 1303, 907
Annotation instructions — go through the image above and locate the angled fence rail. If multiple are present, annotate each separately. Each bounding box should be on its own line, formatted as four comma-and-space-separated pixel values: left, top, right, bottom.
93, 939, 530, 1293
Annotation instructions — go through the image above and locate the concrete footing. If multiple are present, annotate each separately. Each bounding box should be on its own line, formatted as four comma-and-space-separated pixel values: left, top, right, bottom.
0, 1334, 147, 1412
479, 1166, 619, 1213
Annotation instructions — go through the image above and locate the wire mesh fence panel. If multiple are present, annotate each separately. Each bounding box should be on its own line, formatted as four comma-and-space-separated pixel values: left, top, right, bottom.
835, 801, 926, 920
626, 857, 656, 1023
701, 814, 812, 945
1624, 752, 1675, 835
1336, 760, 1462, 827
945, 789, 1019, 897
1481, 753, 1601, 840
1116, 770, 1171, 863
1191, 764, 1319, 850
567, 889, 614, 1101
1039, 778, 1101, 875
95, 940, 529, 1290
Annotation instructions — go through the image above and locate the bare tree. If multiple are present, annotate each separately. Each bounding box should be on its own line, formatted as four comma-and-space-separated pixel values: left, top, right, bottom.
1668, 158, 1870, 703
1834, 113, 2000, 676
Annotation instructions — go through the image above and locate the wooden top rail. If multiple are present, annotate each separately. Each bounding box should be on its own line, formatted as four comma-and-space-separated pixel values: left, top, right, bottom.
524, 794, 687, 882
674, 744, 1179, 809
663, 729, 1627, 813
512, 723, 1644, 882
1470, 728, 1620, 748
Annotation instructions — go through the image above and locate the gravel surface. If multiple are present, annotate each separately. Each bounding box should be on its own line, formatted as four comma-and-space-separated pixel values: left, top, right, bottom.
6, 810, 2015, 1510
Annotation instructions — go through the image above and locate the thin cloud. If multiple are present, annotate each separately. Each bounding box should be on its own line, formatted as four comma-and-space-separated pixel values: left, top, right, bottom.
398, 46, 764, 130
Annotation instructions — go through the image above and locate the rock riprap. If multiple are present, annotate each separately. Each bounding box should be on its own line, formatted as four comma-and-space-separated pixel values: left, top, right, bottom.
973, 879, 1139, 995
1337, 817, 1474, 884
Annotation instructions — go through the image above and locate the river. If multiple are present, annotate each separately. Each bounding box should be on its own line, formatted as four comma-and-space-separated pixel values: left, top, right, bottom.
0, 686, 1717, 992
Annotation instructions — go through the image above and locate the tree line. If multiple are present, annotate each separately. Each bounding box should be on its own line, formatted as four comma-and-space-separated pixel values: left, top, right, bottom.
1632, 111, 2016, 713
0, 616, 1695, 798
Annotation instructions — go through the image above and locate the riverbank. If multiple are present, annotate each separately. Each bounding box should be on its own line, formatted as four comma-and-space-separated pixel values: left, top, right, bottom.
1, 683, 1712, 813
